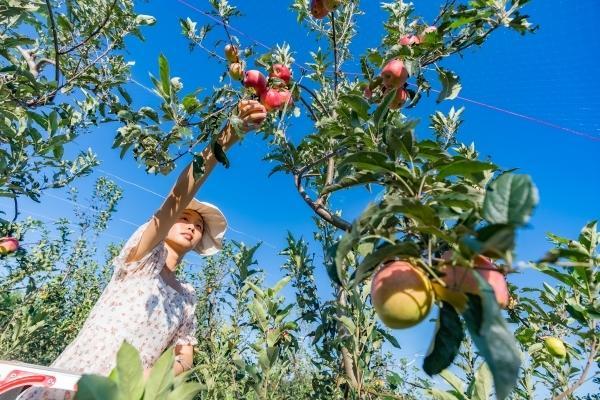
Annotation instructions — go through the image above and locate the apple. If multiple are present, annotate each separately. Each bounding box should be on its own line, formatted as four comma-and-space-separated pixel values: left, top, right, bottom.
370, 260, 433, 329
269, 64, 292, 84
363, 86, 373, 99
380, 59, 409, 89
440, 252, 510, 308
388, 88, 409, 109
229, 63, 244, 81
0, 237, 19, 255
399, 34, 421, 46
310, 0, 329, 19
243, 70, 267, 95
544, 337, 567, 358
224, 44, 239, 63
260, 88, 294, 111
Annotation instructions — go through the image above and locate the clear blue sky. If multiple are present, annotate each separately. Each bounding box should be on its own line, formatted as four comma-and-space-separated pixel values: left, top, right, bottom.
4, 0, 599, 390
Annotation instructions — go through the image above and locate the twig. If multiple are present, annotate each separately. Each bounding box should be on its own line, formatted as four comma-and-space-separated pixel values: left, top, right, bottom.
433, 0, 457, 26
59, 0, 119, 54
11, 191, 18, 222
300, 96, 318, 121
44, 0, 60, 85
297, 83, 331, 117
330, 12, 339, 94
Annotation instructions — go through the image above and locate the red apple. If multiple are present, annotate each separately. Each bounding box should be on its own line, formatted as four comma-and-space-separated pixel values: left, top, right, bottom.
380, 59, 409, 88
310, 0, 329, 19
243, 70, 267, 95
260, 88, 293, 111
363, 86, 373, 99
399, 34, 421, 46
269, 64, 292, 84
440, 252, 510, 308
389, 88, 409, 109
0, 237, 19, 255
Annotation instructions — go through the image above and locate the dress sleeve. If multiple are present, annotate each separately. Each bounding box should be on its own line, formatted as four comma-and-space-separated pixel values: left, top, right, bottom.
112, 221, 166, 280
173, 291, 198, 346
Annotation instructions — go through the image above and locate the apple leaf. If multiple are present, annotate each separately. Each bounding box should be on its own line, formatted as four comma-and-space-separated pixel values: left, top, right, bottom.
437, 159, 496, 180
462, 278, 521, 400
192, 153, 205, 181
116, 342, 144, 400
352, 242, 420, 285
436, 68, 462, 103
423, 302, 464, 376
143, 346, 174, 400
158, 54, 171, 100
482, 173, 538, 226
338, 151, 397, 175
212, 142, 230, 168
74, 375, 119, 400
340, 94, 370, 120
373, 88, 396, 128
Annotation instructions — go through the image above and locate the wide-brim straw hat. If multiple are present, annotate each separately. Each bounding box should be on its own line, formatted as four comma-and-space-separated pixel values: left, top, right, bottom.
184, 199, 227, 256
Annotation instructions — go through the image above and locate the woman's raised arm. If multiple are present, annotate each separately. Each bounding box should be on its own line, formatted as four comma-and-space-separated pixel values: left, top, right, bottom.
125, 100, 267, 263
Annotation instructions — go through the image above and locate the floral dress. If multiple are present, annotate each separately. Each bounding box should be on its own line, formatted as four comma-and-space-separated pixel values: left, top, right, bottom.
18, 222, 198, 400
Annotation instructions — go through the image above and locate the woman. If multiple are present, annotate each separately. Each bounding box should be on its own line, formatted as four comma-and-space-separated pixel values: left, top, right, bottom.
18, 100, 267, 399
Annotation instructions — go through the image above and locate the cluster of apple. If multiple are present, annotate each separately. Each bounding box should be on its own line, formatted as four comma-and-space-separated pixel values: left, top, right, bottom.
370, 252, 510, 330
363, 26, 438, 109
224, 44, 294, 113
0, 236, 19, 256
310, 0, 341, 19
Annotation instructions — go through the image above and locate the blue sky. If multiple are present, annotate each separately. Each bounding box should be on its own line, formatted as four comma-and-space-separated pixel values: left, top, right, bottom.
4, 0, 599, 390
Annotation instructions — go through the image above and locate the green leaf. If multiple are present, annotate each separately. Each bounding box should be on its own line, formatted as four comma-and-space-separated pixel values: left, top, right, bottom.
212, 142, 230, 168
271, 276, 291, 295
472, 363, 493, 400
439, 370, 466, 398
166, 382, 203, 400
373, 89, 396, 128
322, 170, 380, 195
182, 95, 201, 114
436, 68, 462, 103
438, 160, 496, 180
428, 388, 462, 400
158, 54, 171, 99
476, 224, 516, 257
340, 94, 370, 120
384, 198, 440, 226
578, 220, 598, 254
116, 342, 144, 400
338, 151, 396, 175
74, 375, 118, 400
482, 173, 538, 226
143, 348, 174, 400
192, 153, 205, 180
423, 303, 464, 376
377, 328, 401, 348
462, 284, 521, 400
352, 243, 420, 285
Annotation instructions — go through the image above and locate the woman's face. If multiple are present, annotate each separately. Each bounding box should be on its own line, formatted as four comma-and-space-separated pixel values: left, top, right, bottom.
165, 209, 204, 254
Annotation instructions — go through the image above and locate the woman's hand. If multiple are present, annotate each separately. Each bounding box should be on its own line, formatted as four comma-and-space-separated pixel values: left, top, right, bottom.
219, 100, 267, 148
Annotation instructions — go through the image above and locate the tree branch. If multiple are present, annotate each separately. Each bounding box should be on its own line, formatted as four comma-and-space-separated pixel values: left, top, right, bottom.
297, 83, 331, 117
330, 12, 339, 94
58, 0, 119, 55
299, 96, 318, 121
293, 148, 351, 231
44, 0, 60, 85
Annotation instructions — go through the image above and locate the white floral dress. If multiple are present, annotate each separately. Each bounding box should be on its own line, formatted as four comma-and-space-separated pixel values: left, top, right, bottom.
18, 222, 198, 400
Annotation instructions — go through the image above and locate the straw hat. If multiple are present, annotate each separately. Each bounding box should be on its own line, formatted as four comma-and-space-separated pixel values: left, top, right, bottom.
184, 199, 227, 256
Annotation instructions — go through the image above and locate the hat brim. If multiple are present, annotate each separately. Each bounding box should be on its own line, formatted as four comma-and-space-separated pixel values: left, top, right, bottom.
184, 200, 227, 256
